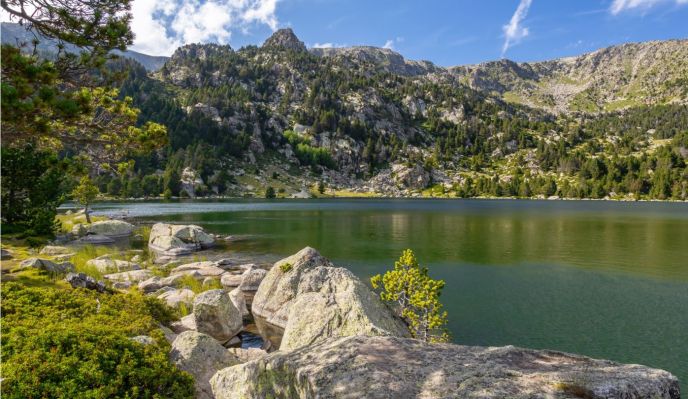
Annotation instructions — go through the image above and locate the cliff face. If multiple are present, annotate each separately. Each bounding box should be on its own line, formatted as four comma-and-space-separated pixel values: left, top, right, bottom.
211, 335, 681, 399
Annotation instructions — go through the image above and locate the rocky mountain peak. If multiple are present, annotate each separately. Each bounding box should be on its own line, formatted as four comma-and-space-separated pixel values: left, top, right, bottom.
262, 28, 306, 52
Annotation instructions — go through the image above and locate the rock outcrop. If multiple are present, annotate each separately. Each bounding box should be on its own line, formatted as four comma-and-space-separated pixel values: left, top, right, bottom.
252, 247, 409, 351
192, 289, 242, 343
170, 331, 240, 399
211, 335, 681, 399
148, 223, 214, 257
170, 261, 225, 278
65, 272, 107, 292
20, 258, 74, 274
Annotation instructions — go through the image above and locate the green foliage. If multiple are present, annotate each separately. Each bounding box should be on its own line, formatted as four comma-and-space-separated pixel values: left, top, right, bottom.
283, 130, 337, 169
371, 249, 450, 343
265, 186, 276, 199
0, 282, 193, 398
0, 144, 65, 235
71, 176, 99, 222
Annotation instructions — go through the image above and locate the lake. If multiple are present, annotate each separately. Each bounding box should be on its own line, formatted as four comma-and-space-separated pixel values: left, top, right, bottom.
89, 198, 688, 386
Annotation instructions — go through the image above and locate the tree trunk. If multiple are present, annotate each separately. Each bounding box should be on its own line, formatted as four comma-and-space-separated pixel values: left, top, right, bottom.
85, 205, 91, 223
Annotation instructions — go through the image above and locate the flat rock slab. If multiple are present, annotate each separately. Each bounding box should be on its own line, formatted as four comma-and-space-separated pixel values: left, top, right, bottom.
211, 335, 680, 399
103, 269, 153, 283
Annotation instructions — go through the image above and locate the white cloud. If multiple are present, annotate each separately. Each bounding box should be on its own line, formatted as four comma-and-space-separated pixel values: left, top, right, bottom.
382, 37, 404, 50
610, 0, 688, 14
312, 42, 346, 49
129, 0, 281, 56
501, 0, 533, 57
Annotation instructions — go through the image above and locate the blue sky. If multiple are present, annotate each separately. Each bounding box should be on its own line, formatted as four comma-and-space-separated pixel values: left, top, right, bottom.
92, 0, 688, 65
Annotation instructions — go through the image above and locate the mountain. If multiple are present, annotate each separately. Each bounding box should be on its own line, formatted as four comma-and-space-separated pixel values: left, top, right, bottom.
0, 22, 169, 71
450, 40, 688, 114
111, 28, 686, 200
4, 24, 685, 199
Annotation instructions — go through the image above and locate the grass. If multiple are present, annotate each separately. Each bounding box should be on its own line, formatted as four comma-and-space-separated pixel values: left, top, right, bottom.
70, 245, 126, 280
137, 225, 152, 243
175, 274, 223, 294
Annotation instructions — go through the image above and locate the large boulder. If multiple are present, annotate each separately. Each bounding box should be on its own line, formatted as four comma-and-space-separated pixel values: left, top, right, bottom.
170, 331, 240, 399
65, 272, 107, 292
252, 247, 408, 351
392, 163, 430, 190
158, 288, 195, 308
192, 289, 242, 343
148, 223, 214, 256
211, 335, 681, 399
85, 220, 135, 237
20, 258, 74, 274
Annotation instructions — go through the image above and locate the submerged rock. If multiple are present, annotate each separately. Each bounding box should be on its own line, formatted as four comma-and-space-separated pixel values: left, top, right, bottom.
192, 289, 242, 343
211, 335, 681, 399
252, 247, 408, 351
148, 223, 214, 256
74, 234, 116, 245
170, 331, 240, 399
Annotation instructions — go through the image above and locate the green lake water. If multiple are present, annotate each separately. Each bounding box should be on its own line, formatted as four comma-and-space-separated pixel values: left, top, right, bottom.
90, 199, 688, 386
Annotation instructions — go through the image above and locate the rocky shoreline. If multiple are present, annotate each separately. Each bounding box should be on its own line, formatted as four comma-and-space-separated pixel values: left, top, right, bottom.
11, 216, 683, 398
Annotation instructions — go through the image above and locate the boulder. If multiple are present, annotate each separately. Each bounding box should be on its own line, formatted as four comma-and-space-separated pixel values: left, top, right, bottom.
103, 269, 153, 283
171, 261, 225, 278
252, 247, 408, 351
226, 348, 268, 363
228, 288, 249, 319
86, 258, 140, 273
39, 245, 71, 255
210, 335, 681, 399
0, 249, 12, 260
170, 331, 240, 399
20, 258, 74, 274
148, 223, 214, 256
86, 220, 135, 237
138, 274, 183, 294
158, 288, 195, 308
192, 289, 242, 343
238, 267, 266, 292
65, 272, 107, 292
75, 234, 115, 245
220, 272, 244, 289
392, 163, 430, 190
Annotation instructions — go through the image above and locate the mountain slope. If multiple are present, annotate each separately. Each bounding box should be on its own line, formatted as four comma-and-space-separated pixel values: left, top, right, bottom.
450, 40, 688, 114
111, 29, 687, 200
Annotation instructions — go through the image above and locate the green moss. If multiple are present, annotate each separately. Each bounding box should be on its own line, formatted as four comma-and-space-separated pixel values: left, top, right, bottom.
280, 262, 293, 273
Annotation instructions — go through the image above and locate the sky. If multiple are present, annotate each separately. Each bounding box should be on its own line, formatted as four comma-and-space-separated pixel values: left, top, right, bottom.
3, 0, 688, 65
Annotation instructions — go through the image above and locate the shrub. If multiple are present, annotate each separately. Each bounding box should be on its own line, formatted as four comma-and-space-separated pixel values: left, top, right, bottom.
371, 249, 450, 343
265, 186, 276, 199
1, 283, 193, 398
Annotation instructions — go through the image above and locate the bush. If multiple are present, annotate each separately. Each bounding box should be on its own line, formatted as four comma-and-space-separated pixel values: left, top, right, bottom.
1, 283, 193, 398
265, 186, 276, 199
